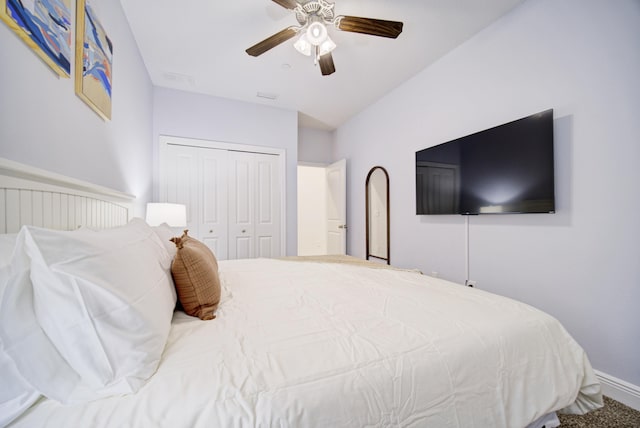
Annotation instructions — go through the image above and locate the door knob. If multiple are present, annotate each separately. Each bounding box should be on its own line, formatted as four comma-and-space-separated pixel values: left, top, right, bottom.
242, 229, 246, 233
209, 229, 213, 233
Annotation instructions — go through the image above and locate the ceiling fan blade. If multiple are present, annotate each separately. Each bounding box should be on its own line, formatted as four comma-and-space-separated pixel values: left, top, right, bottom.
246, 27, 298, 57
336, 16, 403, 39
319, 52, 336, 76
271, 0, 298, 10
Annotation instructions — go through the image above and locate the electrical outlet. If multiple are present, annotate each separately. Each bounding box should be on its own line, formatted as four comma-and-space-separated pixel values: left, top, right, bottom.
465, 280, 477, 288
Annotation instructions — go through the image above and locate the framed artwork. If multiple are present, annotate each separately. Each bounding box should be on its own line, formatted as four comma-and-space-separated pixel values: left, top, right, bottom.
0, 0, 72, 77
75, 0, 112, 120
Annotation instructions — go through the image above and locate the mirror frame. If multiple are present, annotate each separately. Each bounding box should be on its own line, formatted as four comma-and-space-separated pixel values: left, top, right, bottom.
365, 166, 390, 265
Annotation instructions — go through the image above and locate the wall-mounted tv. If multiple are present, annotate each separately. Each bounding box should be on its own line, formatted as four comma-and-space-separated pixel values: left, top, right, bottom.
416, 109, 555, 215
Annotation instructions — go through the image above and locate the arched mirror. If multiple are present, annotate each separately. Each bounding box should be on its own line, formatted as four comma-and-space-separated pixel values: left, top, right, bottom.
366, 166, 390, 264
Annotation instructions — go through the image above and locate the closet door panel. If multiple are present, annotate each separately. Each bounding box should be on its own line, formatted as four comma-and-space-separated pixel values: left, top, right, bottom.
255, 155, 280, 258
165, 145, 200, 235
234, 159, 252, 225
202, 237, 222, 257
257, 236, 274, 258
228, 152, 255, 259
235, 236, 252, 259
200, 150, 228, 260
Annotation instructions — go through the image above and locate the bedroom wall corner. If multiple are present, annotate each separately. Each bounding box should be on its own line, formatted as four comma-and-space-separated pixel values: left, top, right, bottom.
596, 371, 640, 411
333, 0, 640, 388
0, 1, 154, 217
298, 127, 334, 164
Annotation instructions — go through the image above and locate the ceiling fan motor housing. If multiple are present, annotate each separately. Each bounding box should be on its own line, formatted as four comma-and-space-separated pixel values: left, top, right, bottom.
295, 0, 336, 26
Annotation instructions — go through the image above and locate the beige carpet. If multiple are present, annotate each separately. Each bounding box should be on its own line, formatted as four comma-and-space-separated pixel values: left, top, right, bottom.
558, 396, 640, 427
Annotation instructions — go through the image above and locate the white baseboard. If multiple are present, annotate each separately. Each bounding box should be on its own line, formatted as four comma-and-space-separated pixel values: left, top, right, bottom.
595, 370, 640, 411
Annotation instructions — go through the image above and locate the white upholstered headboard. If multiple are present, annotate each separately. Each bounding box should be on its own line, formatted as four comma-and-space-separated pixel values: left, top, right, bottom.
0, 158, 135, 233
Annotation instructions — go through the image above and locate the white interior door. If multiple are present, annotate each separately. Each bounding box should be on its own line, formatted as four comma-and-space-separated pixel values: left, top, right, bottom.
254, 154, 281, 258
199, 149, 229, 260
228, 151, 280, 260
164, 144, 229, 258
160, 136, 285, 260
164, 144, 201, 235
326, 159, 347, 255
297, 165, 328, 256
228, 152, 254, 259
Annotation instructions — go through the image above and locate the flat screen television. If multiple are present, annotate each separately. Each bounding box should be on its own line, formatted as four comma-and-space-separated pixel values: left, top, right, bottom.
416, 109, 555, 215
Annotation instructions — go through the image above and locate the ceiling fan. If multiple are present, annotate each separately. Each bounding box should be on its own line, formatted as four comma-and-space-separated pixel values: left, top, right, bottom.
246, 0, 403, 76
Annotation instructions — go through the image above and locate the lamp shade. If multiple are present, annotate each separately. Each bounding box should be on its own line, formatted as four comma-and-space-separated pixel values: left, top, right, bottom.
146, 203, 187, 227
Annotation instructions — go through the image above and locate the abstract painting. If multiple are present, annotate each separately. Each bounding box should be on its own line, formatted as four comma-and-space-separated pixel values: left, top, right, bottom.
75, 0, 112, 120
0, 0, 72, 77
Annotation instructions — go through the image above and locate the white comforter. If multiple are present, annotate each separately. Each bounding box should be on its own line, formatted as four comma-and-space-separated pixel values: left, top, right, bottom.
11, 259, 602, 427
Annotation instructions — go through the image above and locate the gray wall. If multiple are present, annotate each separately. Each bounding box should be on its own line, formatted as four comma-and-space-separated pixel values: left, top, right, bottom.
0, 1, 154, 216
298, 127, 334, 164
334, 0, 640, 386
152, 87, 299, 255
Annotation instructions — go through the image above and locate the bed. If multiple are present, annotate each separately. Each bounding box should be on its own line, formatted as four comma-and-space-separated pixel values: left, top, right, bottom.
0, 158, 602, 427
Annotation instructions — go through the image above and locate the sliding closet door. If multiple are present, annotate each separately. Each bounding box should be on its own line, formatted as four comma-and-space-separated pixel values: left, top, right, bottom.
228, 151, 280, 259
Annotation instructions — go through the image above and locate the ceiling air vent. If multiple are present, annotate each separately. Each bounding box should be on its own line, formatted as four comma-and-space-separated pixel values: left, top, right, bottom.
257, 92, 278, 100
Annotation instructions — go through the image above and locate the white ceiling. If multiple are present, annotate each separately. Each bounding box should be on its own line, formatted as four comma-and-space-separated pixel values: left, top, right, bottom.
120, 0, 525, 130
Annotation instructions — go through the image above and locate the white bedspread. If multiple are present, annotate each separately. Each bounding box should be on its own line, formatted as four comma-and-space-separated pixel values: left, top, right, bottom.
11, 259, 602, 427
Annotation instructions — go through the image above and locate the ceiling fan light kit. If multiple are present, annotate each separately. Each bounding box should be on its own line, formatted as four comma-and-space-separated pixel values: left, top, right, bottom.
246, 0, 404, 76
293, 34, 312, 56
318, 37, 336, 56
306, 20, 328, 45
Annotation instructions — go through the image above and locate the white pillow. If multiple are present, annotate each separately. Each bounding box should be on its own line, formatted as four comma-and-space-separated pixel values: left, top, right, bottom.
0, 340, 40, 428
0, 219, 176, 404
152, 223, 178, 259
0, 263, 40, 427
0, 234, 17, 268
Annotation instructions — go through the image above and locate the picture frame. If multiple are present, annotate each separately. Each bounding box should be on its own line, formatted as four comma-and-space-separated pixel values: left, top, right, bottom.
0, 0, 72, 77
75, 0, 112, 120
